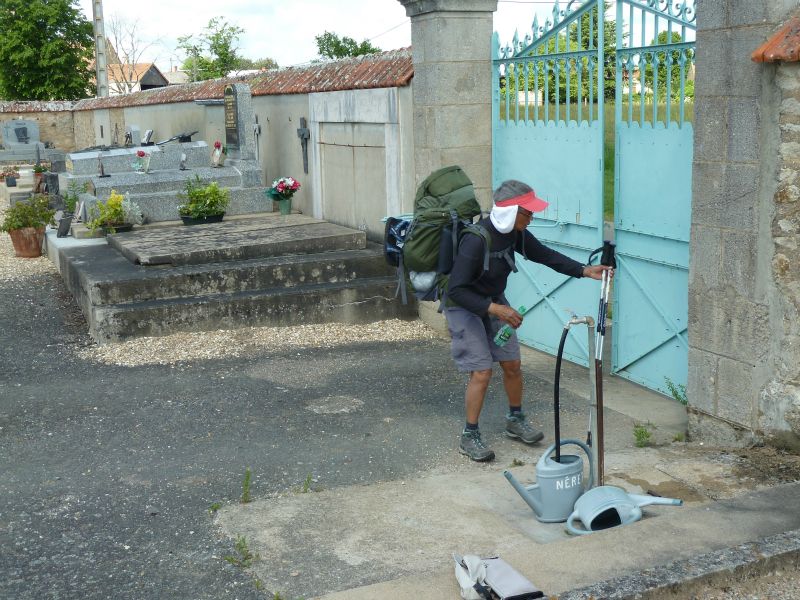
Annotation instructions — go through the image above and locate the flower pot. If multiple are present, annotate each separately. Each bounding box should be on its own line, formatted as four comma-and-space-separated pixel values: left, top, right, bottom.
278, 198, 292, 216
180, 213, 225, 226
8, 226, 45, 258
6, 175, 17, 187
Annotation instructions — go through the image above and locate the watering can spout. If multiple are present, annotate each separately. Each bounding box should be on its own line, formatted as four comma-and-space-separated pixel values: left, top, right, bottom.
626, 493, 683, 507
503, 470, 544, 516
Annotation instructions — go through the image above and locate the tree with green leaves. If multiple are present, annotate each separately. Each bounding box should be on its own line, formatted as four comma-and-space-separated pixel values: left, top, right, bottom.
235, 57, 279, 71
178, 17, 244, 81
315, 31, 381, 60
645, 31, 695, 101
0, 0, 94, 100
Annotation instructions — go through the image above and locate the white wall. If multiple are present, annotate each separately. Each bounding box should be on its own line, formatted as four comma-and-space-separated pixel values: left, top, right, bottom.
80, 84, 415, 239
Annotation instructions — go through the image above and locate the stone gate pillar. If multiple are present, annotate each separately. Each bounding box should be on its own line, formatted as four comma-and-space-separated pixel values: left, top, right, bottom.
398, 0, 498, 207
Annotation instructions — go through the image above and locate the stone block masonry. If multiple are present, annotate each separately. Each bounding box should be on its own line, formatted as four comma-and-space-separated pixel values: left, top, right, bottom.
689, 1, 800, 444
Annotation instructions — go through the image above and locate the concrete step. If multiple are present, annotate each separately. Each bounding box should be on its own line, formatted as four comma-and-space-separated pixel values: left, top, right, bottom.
87, 246, 394, 305
52, 214, 412, 343
89, 276, 414, 342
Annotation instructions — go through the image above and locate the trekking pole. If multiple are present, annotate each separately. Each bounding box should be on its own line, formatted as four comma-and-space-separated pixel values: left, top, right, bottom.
591, 241, 616, 486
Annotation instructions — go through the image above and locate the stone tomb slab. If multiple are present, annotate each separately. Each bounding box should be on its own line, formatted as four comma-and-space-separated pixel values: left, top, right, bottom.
107, 214, 367, 266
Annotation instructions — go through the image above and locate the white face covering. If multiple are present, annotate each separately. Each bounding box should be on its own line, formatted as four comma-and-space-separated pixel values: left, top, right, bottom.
490, 204, 519, 234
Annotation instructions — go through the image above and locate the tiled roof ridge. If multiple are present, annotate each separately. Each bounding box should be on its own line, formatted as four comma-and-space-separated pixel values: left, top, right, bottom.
752, 10, 800, 63
69, 47, 413, 111
0, 100, 76, 113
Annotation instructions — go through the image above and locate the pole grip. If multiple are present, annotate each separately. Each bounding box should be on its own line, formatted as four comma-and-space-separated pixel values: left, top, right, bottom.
600, 241, 617, 268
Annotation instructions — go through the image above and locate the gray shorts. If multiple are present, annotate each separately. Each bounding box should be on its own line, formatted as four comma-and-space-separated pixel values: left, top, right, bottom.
444, 306, 521, 372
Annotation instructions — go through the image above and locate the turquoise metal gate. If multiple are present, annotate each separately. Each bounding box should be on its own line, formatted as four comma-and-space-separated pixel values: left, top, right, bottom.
612, 1, 695, 393
493, 0, 695, 394
492, 0, 605, 366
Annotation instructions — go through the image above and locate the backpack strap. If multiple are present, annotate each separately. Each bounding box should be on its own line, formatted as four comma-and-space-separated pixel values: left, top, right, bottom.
395, 254, 408, 305
467, 224, 517, 273
490, 245, 517, 273
449, 209, 459, 265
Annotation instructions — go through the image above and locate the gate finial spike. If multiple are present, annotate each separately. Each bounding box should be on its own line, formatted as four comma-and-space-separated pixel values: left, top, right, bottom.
532, 14, 539, 40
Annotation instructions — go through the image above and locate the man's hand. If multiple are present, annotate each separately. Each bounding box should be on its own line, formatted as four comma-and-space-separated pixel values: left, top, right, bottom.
582, 265, 614, 281
488, 302, 523, 328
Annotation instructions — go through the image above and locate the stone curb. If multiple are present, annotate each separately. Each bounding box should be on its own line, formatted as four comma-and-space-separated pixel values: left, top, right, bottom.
558, 528, 800, 599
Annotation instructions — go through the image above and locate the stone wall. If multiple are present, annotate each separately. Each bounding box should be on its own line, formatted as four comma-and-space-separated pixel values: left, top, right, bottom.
760, 61, 800, 444
73, 110, 95, 151
0, 105, 76, 151
689, 0, 799, 445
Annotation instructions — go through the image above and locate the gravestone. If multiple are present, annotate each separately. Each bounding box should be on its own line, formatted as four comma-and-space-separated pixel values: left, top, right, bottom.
223, 84, 257, 161
2, 119, 39, 148
125, 126, 141, 147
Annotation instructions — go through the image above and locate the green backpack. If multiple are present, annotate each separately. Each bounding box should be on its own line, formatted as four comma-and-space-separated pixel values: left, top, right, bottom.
403, 165, 482, 273
391, 166, 515, 304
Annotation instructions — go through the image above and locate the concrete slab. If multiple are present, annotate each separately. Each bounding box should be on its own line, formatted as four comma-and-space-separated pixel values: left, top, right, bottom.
216, 466, 800, 600
106, 214, 367, 266
44, 229, 107, 274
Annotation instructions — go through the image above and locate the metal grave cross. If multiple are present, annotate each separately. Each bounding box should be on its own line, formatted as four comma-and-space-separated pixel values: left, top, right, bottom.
297, 117, 310, 174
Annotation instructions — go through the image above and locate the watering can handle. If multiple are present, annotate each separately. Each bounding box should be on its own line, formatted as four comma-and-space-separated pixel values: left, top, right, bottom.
546, 438, 595, 490
566, 510, 590, 536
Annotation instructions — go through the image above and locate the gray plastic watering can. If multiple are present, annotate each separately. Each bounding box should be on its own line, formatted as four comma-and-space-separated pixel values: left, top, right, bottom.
504, 439, 594, 523
566, 485, 683, 535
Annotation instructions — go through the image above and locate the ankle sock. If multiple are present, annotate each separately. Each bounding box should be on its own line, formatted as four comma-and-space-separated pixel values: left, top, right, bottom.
464, 422, 479, 432
509, 406, 522, 416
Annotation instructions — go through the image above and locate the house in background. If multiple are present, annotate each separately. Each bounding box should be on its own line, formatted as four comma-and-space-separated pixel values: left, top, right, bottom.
108, 63, 169, 96
164, 66, 190, 86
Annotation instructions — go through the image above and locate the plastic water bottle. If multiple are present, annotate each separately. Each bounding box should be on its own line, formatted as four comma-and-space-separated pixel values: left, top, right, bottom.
494, 305, 527, 347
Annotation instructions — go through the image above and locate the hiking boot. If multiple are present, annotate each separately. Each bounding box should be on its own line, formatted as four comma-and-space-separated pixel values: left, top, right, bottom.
459, 429, 495, 462
505, 412, 545, 444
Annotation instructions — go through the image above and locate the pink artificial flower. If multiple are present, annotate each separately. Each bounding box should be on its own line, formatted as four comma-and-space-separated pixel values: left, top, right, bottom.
214, 141, 221, 149
136, 150, 146, 158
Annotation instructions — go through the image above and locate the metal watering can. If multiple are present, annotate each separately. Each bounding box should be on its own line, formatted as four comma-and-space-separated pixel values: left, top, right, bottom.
504, 439, 594, 523
566, 485, 683, 535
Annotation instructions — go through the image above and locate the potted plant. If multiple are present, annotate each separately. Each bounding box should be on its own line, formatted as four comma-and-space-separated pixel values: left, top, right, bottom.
32, 162, 49, 191
211, 140, 227, 167
86, 190, 143, 235
265, 176, 301, 215
177, 176, 230, 225
57, 180, 87, 237
1, 194, 55, 257
2, 166, 20, 187
131, 150, 150, 173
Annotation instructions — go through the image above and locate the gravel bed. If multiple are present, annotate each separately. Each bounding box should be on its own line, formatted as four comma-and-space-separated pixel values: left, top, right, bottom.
77, 320, 439, 366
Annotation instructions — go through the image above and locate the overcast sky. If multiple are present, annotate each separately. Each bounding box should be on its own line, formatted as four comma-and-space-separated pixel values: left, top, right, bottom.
76, 0, 550, 72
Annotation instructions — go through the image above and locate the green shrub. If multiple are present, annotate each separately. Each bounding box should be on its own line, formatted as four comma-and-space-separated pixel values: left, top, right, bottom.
87, 190, 143, 232
1, 195, 55, 232
177, 176, 230, 218
63, 180, 87, 214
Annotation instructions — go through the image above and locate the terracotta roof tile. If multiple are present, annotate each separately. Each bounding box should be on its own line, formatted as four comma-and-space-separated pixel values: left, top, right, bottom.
72, 48, 413, 111
0, 101, 75, 113
107, 63, 160, 82
752, 12, 800, 63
